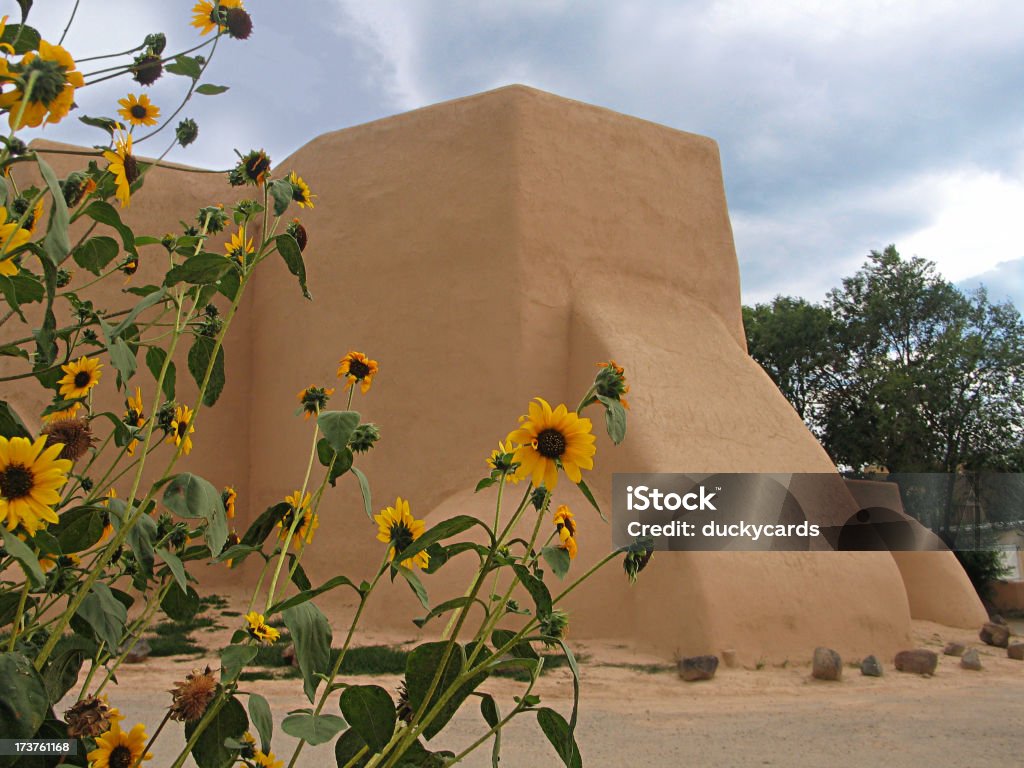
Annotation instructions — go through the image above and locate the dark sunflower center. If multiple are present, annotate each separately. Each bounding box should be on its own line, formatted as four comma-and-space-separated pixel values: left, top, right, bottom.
349, 360, 370, 379
74, 371, 91, 388
108, 745, 134, 768
390, 523, 414, 553
246, 154, 269, 180
124, 155, 140, 185
536, 429, 566, 459
0, 464, 33, 499
176, 421, 188, 438
130, 104, 147, 119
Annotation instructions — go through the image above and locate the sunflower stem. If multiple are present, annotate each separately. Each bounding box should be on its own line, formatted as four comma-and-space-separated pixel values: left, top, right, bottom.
132, 710, 170, 768
4, 578, 31, 651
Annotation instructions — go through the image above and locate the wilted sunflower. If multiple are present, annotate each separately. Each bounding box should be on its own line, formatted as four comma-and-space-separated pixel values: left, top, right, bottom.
225, 227, 254, 264
117, 93, 160, 127
124, 387, 144, 455
337, 351, 379, 394
41, 416, 94, 462
57, 355, 103, 400
507, 398, 596, 489
0, 40, 84, 129
286, 218, 307, 251
222, 486, 236, 519
287, 171, 316, 208
374, 496, 429, 570
278, 490, 317, 548
296, 385, 333, 419
244, 611, 279, 644
169, 666, 218, 722
191, 0, 244, 35
167, 404, 195, 455
594, 359, 630, 410
87, 721, 151, 768
65, 694, 122, 738
131, 51, 162, 86
486, 439, 520, 483
553, 505, 578, 559
1, 435, 72, 535
103, 131, 139, 208
0, 205, 31, 276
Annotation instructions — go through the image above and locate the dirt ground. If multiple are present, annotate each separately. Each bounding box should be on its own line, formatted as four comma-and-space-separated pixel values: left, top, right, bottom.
61, 615, 1024, 768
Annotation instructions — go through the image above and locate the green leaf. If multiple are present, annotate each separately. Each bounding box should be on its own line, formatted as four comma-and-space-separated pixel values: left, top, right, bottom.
268, 574, 362, 614
395, 564, 429, 610
50, 506, 104, 554
107, 336, 137, 386
0, 23, 40, 54
512, 564, 552, 620
281, 712, 346, 746
247, 693, 273, 754
162, 473, 227, 555
317, 438, 353, 487
156, 546, 188, 592
405, 642, 488, 741
240, 502, 289, 550
0, 400, 30, 439
83, 201, 136, 256
575, 477, 606, 522
541, 545, 571, 580
395, 515, 494, 567
412, 596, 477, 629
166, 54, 203, 79
339, 685, 396, 753
352, 467, 373, 521
596, 394, 627, 445
43, 636, 95, 705
145, 346, 176, 399
480, 694, 501, 768
475, 477, 498, 492
0, 274, 44, 319
334, 729, 369, 767
268, 179, 293, 217
0, 529, 43, 586
196, 83, 229, 95
110, 288, 168, 338
79, 114, 119, 134
536, 708, 582, 768
491, 629, 539, 663
76, 583, 128, 650
275, 233, 310, 298
37, 157, 70, 265
0, 652, 48, 739
161, 582, 200, 622
221, 644, 257, 680
72, 236, 119, 275
124, 507, 157, 581
283, 602, 333, 703
186, 696, 248, 768
318, 410, 360, 453
166, 252, 231, 286
187, 335, 226, 407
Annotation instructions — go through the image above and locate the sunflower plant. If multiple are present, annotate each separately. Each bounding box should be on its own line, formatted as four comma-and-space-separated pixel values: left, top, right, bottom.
0, 5, 648, 768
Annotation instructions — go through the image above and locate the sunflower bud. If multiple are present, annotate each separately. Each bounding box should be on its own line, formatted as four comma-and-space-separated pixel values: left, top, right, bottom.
131, 52, 163, 86
176, 117, 199, 147
349, 423, 381, 453
4, 137, 27, 156
56, 268, 72, 288
623, 539, 654, 584
529, 486, 549, 512
540, 608, 570, 646
61, 171, 94, 207
594, 360, 629, 408
144, 33, 167, 56
80, 476, 94, 492
197, 204, 227, 234
286, 218, 307, 252
156, 401, 177, 433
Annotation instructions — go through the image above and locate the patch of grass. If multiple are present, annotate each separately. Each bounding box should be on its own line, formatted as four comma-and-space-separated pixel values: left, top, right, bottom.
492, 652, 588, 681
335, 645, 410, 676
252, 632, 293, 668
148, 632, 204, 657
239, 669, 299, 682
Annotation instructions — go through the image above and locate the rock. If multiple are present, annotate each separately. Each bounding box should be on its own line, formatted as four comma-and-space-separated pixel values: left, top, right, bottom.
1008, 643, 1024, 661
894, 649, 938, 676
678, 654, 719, 682
282, 644, 299, 668
721, 649, 738, 669
960, 649, 982, 671
979, 622, 1010, 648
124, 638, 151, 664
860, 655, 883, 677
812, 647, 842, 681
943, 642, 965, 657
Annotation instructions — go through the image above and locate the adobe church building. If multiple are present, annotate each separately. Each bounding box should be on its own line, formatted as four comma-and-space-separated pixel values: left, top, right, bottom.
20, 86, 987, 663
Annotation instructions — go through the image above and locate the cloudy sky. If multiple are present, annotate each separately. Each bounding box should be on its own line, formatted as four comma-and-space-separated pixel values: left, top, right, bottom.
24, 0, 1024, 307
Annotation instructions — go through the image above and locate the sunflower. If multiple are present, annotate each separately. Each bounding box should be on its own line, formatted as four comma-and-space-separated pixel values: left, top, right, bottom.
228, 149, 271, 187
486, 439, 521, 483
64, 694, 122, 738
287, 171, 316, 208
594, 359, 629, 410
103, 131, 139, 208
57, 356, 103, 400
253, 750, 284, 768
507, 398, 596, 489
116, 92, 160, 127
224, 227, 254, 264
278, 490, 317, 549
40, 416, 94, 462
296, 385, 333, 419
87, 721, 152, 768
553, 505, 578, 559
244, 611, 279, 644
374, 497, 428, 570
41, 402, 82, 423
124, 387, 144, 456
222, 486, 236, 519
191, 0, 244, 35
0, 40, 84, 129
337, 351, 379, 394
0, 205, 31, 276
167, 404, 195, 455
40, 552, 79, 573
